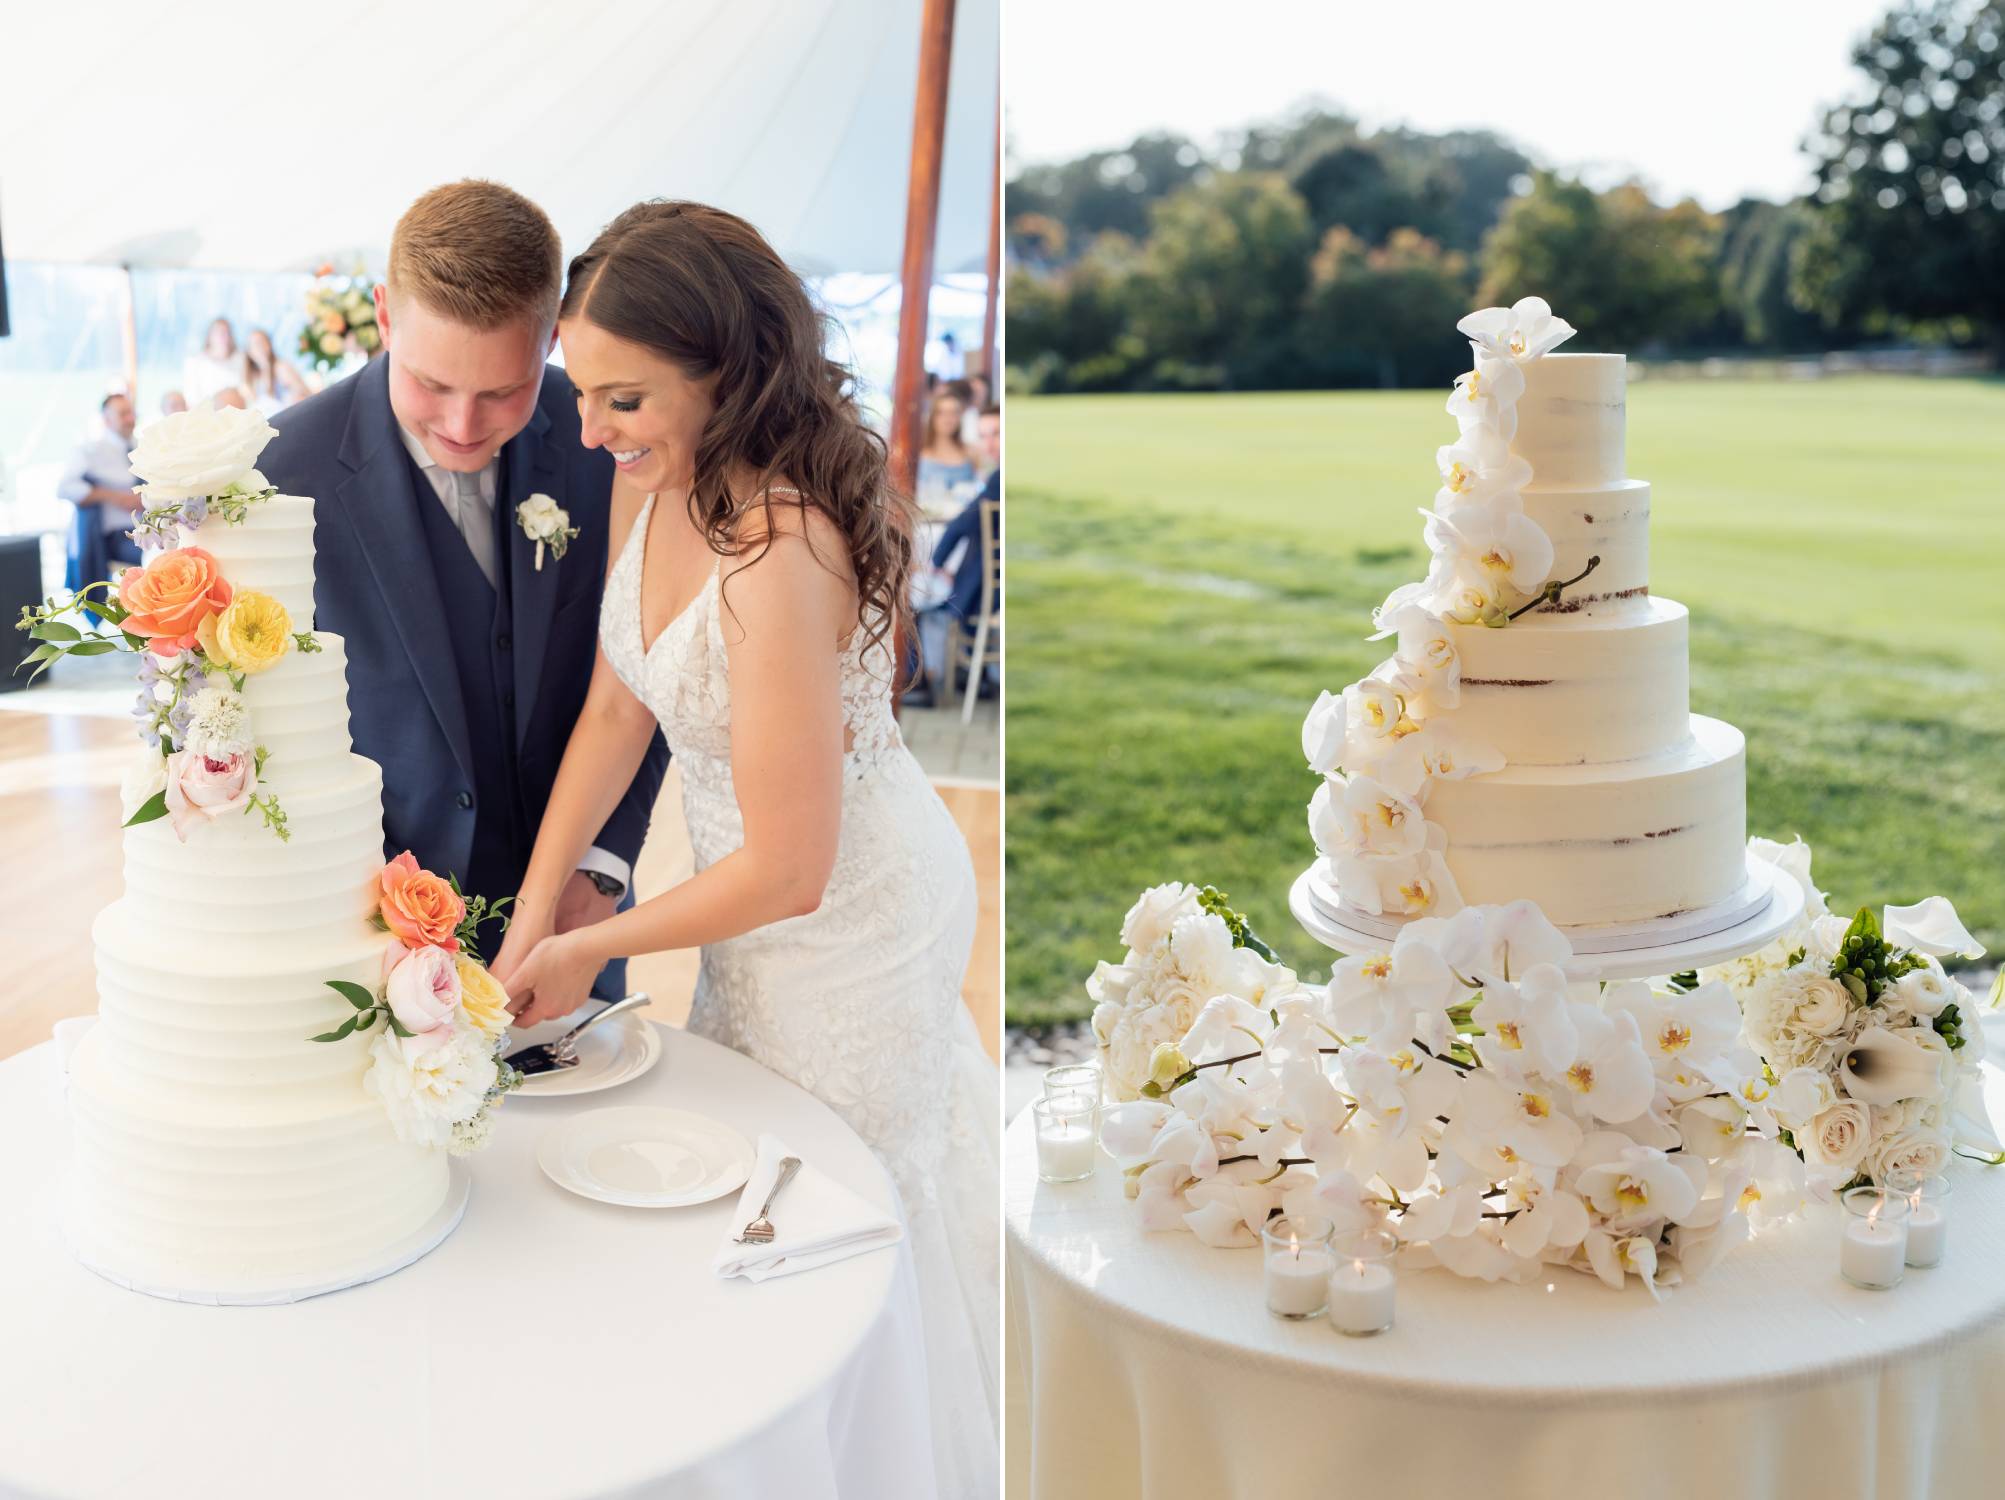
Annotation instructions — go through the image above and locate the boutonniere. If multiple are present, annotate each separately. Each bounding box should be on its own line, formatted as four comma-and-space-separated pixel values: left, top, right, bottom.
516, 493, 582, 571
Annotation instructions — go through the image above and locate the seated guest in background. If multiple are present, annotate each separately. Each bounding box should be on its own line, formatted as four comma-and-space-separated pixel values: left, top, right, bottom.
160, 390, 188, 416
243, 327, 306, 415
182, 316, 247, 407
212, 386, 248, 410
58, 392, 144, 593
908, 403, 1001, 705
963, 373, 993, 449
915, 386, 976, 505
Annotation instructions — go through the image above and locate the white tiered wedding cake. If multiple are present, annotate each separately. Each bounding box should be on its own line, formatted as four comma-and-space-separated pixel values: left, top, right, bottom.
29, 407, 514, 1302
1300, 299, 1763, 951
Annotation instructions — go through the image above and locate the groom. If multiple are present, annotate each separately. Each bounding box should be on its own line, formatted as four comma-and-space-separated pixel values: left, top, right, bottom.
263, 180, 668, 1001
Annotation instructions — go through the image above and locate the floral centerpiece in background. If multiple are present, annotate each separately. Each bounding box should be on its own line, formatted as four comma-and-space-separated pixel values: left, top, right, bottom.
315, 851, 521, 1156
300, 264, 381, 372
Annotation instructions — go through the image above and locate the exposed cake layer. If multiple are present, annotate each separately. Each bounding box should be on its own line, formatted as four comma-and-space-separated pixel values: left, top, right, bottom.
1449, 599, 1689, 766
1508, 353, 1625, 489
192, 493, 317, 630
1519, 481, 1651, 617
67, 1025, 446, 1289
1424, 716, 1747, 926
120, 755, 385, 935
237, 631, 358, 793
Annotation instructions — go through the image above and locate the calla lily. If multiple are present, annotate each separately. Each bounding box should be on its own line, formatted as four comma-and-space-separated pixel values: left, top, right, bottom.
1884, 896, 1985, 960
1838, 1026, 1948, 1105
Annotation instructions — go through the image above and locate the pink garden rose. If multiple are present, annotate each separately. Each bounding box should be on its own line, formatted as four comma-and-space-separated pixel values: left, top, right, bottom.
162, 748, 253, 839
383, 943, 463, 1046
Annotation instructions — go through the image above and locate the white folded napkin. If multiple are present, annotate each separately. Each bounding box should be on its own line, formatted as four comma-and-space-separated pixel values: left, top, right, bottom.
712, 1133, 902, 1282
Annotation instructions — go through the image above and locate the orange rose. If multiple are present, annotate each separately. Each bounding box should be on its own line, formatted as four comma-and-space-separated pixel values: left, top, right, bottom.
118, 547, 233, 658
379, 850, 465, 951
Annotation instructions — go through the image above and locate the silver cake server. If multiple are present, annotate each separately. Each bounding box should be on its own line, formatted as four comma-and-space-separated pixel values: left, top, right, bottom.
505, 992, 651, 1077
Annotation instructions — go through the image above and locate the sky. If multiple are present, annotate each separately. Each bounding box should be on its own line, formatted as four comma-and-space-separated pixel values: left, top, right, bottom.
1004, 0, 1898, 209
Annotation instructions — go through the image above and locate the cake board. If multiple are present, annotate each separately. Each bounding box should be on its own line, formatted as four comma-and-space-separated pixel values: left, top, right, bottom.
1289, 849, 1806, 982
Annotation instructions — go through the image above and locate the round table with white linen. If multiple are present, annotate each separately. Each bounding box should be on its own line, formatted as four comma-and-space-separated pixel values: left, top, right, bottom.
1006, 1060, 2005, 1500
0, 1023, 933, 1500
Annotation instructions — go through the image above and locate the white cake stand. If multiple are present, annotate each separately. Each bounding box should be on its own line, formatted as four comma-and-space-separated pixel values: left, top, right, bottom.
66, 1160, 471, 1308
1289, 849, 1805, 982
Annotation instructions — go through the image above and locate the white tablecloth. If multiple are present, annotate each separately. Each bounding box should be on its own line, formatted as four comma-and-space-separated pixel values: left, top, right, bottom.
0, 1024, 933, 1500
1006, 1063, 2005, 1500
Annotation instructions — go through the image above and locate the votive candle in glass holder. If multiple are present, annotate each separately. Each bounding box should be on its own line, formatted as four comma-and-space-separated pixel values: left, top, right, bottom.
1032, 1096, 1099, 1184
1839, 1184, 1911, 1289
1042, 1061, 1103, 1114
1327, 1227, 1398, 1337
1890, 1173, 1951, 1268
1262, 1214, 1335, 1320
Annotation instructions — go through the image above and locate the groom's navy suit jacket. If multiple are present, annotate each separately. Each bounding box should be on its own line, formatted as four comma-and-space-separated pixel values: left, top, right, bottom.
261, 358, 669, 996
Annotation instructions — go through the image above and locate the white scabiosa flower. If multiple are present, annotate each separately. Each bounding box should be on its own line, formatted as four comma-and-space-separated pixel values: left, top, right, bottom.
182, 685, 250, 757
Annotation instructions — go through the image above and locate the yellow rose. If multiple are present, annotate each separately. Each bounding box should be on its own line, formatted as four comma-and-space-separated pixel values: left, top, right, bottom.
197, 590, 292, 674
319, 333, 344, 357
456, 957, 513, 1038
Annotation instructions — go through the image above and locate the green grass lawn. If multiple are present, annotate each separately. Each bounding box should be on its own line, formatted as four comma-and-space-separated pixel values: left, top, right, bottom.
1005, 377, 2005, 1025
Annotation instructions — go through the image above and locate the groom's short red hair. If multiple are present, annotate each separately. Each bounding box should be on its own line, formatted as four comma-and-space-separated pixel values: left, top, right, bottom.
389, 180, 562, 333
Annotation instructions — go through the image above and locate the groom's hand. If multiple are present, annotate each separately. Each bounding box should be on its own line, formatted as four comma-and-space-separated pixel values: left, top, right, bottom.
554, 868, 619, 935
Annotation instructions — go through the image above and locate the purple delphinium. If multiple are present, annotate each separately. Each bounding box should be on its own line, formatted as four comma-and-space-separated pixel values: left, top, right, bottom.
183, 497, 209, 528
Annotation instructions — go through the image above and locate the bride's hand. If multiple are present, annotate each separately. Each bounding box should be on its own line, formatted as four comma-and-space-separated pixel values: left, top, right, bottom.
489, 906, 553, 999
502, 932, 602, 1028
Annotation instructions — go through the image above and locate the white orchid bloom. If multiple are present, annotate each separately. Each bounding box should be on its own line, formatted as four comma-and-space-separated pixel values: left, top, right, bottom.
1445, 349, 1526, 438
1374, 720, 1506, 801
1472, 964, 1579, 1078
1456, 1068, 1584, 1169
1466, 901, 1575, 984
1499, 1169, 1591, 1259
1098, 1100, 1175, 1165
1582, 1228, 1665, 1298
1133, 1159, 1194, 1231
1396, 1180, 1485, 1244
1732, 1137, 1808, 1228
1423, 493, 1556, 597
1575, 1145, 1703, 1232
1181, 1179, 1278, 1248
1434, 422, 1533, 511
1180, 995, 1271, 1064
1667, 1209, 1751, 1284
1310, 773, 1429, 861
1674, 1094, 1750, 1161
1339, 675, 1423, 774
1302, 689, 1346, 774
1558, 1006, 1656, 1124
1430, 1223, 1526, 1283
1606, 978, 1743, 1071
1388, 603, 1462, 712
1335, 844, 1463, 920
1457, 296, 1577, 364
1884, 895, 1986, 960
1280, 1168, 1379, 1240
1329, 940, 1457, 1052
1838, 1025, 1950, 1106
1748, 834, 1828, 922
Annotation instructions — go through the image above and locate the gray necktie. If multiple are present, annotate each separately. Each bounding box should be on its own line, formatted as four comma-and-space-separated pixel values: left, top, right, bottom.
448, 467, 498, 589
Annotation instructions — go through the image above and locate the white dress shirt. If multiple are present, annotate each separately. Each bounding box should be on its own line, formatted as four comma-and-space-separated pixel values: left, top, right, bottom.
395, 422, 630, 899
56, 425, 138, 535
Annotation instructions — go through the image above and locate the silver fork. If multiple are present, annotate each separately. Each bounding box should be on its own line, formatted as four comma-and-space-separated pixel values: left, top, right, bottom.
734, 1156, 802, 1244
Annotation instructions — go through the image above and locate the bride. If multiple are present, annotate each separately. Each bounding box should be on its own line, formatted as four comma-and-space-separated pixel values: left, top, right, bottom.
491, 201, 999, 1493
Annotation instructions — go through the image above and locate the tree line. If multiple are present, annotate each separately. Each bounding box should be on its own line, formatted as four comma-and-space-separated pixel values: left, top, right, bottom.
1006, 0, 2005, 393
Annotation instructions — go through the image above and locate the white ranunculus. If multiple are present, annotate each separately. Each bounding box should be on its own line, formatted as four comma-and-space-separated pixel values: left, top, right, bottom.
1801, 1099, 1871, 1174
127, 405, 278, 501
1119, 882, 1202, 956
1888, 958, 1957, 1019
119, 750, 168, 820
1457, 296, 1577, 364
1791, 973, 1854, 1037
363, 1023, 499, 1149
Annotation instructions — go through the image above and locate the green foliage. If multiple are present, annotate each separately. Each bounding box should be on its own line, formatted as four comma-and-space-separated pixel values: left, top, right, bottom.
1793, 1, 2005, 348
122, 790, 168, 829
1830, 904, 1930, 1003
14, 584, 139, 682
447, 871, 513, 965
1195, 886, 1279, 963
1477, 173, 1724, 348
1299, 228, 1475, 388
1004, 381, 2005, 1025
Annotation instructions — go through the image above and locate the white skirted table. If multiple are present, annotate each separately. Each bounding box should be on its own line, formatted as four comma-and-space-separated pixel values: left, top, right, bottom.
1007, 1061, 2005, 1500
0, 1023, 932, 1500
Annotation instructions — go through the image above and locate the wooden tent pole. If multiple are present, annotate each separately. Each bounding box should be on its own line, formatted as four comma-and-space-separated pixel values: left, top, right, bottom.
980, 72, 1000, 385
119, 265, 139, 405
888, 0, 957, 497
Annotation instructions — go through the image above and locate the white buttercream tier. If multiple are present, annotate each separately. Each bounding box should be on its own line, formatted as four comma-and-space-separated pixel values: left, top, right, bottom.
236, 631, 358, 793
67, 1025, 447, 1290
1508, 353, 1625, 489
1518, 480, 1651, 618
190, 493, 317, 631
1423, 715, 1747, 926
1449, 599, 1689, 766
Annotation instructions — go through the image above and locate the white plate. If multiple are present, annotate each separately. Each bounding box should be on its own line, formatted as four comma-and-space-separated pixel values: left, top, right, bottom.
537, 1106, 756, 1208
508, 1011, 663, 1098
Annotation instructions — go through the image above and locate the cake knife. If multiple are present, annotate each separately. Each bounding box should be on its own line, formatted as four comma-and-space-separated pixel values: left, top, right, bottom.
504, 992, 651, 1076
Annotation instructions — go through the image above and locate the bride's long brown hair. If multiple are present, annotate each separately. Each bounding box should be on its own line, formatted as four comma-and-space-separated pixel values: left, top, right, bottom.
559, 201, 913, 664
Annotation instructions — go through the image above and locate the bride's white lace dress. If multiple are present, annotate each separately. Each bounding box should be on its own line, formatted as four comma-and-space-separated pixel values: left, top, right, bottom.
600, 493, 1000, 1496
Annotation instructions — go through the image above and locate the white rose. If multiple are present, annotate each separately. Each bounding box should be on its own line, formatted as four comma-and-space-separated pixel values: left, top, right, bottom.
1802, 1100, 1871, 1173
1864, 1125, 1950, 1187
517, 492, 566, 538
1888, 959, 1956, 1019
119, 750, 168, 820
127, 405, 277, 500
1120, 882, 1202, 956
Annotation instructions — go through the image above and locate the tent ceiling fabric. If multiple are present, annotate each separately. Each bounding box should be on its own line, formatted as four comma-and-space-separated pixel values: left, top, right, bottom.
2, 0, 997, 277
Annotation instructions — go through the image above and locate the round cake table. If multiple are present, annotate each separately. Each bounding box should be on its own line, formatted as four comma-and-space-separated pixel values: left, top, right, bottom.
0, 1024, 933, 1500
1006, 1059, 2005, 1500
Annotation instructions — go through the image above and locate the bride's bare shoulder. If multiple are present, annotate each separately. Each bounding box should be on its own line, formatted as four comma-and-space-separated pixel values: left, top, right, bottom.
727, 481, 850, 570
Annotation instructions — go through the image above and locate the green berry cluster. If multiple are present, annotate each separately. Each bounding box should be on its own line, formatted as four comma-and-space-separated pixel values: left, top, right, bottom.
1828, 906, 1926, 1005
